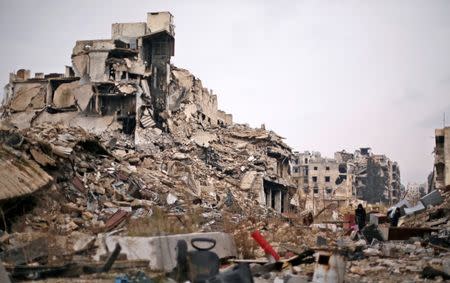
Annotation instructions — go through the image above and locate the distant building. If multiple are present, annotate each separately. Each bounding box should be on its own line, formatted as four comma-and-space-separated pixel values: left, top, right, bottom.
291, 147, 402, 212
354, 148, 402, 205
291, 151, 354, 213
434, 127, 450, 190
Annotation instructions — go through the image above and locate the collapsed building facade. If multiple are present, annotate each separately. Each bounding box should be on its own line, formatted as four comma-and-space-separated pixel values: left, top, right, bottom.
433, 127, 450, 191
291, 151, 355, 213
2, 12, 232, 140
353, 148, 402, 205
291, 148, 402, 212
0, 12, 295, 216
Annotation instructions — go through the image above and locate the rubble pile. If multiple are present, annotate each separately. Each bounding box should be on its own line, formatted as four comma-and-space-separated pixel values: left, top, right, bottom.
0, 113, 315, 281
0, 118, 297, 228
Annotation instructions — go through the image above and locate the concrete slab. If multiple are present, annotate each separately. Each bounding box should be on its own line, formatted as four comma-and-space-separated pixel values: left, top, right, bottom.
369, 213, 388, 226
98, 232, 237, 271
404, 201, 426, 215
420, 190, 443, 207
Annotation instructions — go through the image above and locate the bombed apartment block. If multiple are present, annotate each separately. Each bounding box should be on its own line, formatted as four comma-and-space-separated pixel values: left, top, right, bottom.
238, 132, 297, 214
264, 146, 296, 213
291, 151, 355, 213
1, 12, 232, 138
434, 127, 450, 191
353, 148, 402, 205
291, 148, 402, 210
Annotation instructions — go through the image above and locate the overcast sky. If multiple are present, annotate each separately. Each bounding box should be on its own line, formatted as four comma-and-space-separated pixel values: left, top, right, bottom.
1, 0, 449, 184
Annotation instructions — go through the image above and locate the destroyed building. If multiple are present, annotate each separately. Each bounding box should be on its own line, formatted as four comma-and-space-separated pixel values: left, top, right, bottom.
353, 148, 402, 205
434, 127, 450, 191
0, 11, 296, 220
291, 148, 402, 209
1, 12, 233, 141
291, 151, 355, 213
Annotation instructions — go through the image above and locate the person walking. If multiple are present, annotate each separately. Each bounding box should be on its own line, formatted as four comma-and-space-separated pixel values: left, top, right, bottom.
391, 207, 401, 227
355, 204, 367, 232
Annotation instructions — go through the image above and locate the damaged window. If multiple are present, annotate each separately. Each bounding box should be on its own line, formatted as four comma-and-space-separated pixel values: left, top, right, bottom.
436, 135, 444, 144
312, 176, 317, 182
313, 166, 318, 170
325, 166, 330, 170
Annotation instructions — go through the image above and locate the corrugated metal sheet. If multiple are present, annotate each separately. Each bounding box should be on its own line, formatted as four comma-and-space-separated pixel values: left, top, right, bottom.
0, 147, 53, 200
140, 115, 155, 128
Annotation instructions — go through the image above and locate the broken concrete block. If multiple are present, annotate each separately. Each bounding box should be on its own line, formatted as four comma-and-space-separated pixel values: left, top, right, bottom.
53, 81, 93, 110
9, 83, 46, 112
166, 193, 178, 205
98, 232, 237, 271
30, 148, 56, 167
312, 252, 345, 283
369, 213, 388, 226
361, 224, 384, 243
404, 201, 426, 215
240, 171, 258, 190
52, 145, 73, 158
191, 131, 217, 148
172, 152, 188, 160
420, 190, 443, 207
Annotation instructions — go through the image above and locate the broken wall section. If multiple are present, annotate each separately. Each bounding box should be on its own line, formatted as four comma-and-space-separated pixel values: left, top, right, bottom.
167, 66, 232, 128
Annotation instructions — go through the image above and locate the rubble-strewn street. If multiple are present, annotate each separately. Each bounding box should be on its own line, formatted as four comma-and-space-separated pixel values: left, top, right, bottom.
0, 10, 450, 283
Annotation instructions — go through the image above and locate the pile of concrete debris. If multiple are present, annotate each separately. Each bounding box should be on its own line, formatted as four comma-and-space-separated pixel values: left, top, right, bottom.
1, 118, 450, 282
0, 114, 306, 281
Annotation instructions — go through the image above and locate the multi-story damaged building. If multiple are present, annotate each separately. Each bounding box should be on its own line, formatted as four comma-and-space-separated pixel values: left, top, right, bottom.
1, 12, 233, 143
434, 127, 450, 190
291, 151, 355, 213
1, 12, 298, 214
353, 148, 402, 205
237, 131, 297, 214
291, 147, 402, 211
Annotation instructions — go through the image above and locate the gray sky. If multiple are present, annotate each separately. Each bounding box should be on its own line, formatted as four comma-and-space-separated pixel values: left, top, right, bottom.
1, 0, 449, 184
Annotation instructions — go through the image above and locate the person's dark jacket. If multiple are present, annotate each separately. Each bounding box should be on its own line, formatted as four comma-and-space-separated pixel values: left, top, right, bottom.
391, 209, 401, 227
355, 207, 366, 230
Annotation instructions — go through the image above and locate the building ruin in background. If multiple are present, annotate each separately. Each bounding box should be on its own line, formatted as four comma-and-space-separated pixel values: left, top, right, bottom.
434, 127, 450, 191
291, 151, 355, 213
291, 148, 402, 213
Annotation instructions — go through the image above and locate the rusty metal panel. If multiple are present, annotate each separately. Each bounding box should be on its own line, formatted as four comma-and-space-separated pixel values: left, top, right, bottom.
0, 147, 53, 201
71, 175, 85, 192
104, 209, 129, 231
